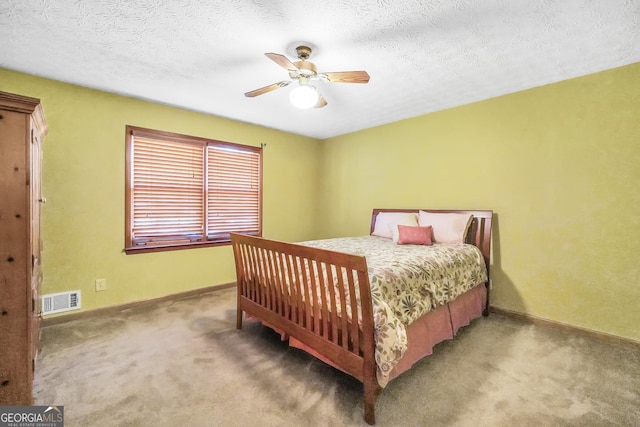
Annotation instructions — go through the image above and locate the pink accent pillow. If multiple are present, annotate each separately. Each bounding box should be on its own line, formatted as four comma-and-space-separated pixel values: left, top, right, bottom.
397, 225, 433, 246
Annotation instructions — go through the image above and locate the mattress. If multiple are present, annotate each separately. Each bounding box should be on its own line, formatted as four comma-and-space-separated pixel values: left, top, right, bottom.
301, 235, 488, 386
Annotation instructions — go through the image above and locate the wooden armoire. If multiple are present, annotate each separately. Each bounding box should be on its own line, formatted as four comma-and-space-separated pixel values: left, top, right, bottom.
0, 91, 48, 405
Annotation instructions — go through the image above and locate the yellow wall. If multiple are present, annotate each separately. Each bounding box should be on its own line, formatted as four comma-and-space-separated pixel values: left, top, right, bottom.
318, 62, 640, 342
2, 62, 639, 342
0, 68, 320, 313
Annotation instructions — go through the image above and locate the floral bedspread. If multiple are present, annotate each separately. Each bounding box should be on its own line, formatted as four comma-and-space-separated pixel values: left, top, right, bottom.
301, 235, 487, 387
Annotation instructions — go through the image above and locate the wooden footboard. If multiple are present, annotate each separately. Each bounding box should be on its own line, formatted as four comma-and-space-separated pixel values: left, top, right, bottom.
230, 233, 381, 424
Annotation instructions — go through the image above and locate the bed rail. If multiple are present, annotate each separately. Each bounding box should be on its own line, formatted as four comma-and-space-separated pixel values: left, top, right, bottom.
230, 233, 381, 423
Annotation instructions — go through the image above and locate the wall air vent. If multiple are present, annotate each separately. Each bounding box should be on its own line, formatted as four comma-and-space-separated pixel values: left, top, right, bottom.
42, 290, 81, 315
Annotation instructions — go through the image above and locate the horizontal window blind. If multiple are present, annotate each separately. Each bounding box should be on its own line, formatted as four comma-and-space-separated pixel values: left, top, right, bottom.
126, 126, 262, 252
207, 146, 261, 239
131, 137, 205, 244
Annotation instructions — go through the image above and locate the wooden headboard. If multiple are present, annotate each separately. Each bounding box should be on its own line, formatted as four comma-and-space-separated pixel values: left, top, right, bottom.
369, 208, 493, 280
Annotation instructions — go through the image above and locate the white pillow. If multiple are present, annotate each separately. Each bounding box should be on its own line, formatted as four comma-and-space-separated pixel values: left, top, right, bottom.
371, 212, 418, 239
418, 211, 473, 244
388, 216, 420, 243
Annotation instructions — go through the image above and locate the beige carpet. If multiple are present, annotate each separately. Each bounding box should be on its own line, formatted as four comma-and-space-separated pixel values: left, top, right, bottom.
34, 288, 640, 426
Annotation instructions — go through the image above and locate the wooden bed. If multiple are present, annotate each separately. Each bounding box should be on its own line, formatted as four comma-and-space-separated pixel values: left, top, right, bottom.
231, 208, 492, 424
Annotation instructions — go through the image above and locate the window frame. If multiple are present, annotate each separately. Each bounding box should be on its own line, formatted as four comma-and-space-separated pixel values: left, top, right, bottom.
124, 125, 262, 254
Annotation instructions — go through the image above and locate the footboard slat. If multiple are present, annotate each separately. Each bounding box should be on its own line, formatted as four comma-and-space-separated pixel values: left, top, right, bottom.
310, 260, 322, 335
270, 249, 283, 315
317, 260, 330, 340
335, 267, 349, 350
245, 245, 256, 303
265, 249, 278, 313
295, 257, 310, 330
278, 252, 292, 320
255, 247, 266, 307
346, 269, 360, 353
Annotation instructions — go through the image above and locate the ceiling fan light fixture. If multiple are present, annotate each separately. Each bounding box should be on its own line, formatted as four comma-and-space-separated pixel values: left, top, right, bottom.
289, 84, 319, 109
245, 44, 368, 109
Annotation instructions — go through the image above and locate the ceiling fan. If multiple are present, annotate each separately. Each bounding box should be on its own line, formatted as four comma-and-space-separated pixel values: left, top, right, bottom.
244, 45, 370, 109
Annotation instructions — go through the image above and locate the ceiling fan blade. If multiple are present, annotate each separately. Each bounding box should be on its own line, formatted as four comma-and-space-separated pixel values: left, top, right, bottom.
322, 71, 370, 84
265, 53, 298, 71
244, 81, 291, 98
315, 94, 327, 108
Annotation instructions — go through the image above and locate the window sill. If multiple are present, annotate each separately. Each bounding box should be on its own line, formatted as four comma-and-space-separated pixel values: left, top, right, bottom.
124, 239, 231, 255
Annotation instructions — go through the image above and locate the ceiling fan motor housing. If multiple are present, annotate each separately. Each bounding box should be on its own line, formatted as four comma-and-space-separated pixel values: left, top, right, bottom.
294, 60, 317, 76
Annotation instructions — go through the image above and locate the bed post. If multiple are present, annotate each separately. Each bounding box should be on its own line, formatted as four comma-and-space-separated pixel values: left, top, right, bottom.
480, 214, 492, 317
231, 234, 244, 330
364, 381, 382, 425
357, 266, 380, 425
462, 211, 493, 317
236, 297, 243, 329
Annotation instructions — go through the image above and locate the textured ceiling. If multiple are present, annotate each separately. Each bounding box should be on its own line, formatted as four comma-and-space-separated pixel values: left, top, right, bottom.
1, 0, 639, 139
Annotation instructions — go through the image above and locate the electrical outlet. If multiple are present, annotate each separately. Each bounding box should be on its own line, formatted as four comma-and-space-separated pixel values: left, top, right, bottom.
95, 278, 107, 292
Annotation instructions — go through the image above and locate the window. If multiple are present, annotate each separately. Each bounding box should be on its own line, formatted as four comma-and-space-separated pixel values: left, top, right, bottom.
125, 126, 262, 254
